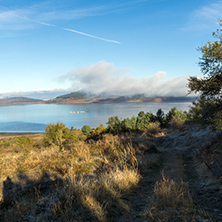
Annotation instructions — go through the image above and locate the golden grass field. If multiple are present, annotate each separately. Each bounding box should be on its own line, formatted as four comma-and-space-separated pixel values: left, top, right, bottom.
0, 125, 221, 221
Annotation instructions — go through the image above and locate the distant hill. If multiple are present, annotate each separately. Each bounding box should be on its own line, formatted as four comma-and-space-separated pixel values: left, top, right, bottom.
56, 91, 87, 100
0, 97, 43, 106
0, 93, 197, 106
46, 91, 197, 104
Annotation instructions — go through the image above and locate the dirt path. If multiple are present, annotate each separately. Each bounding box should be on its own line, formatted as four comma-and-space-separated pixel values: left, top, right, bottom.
117, 129, 222, 222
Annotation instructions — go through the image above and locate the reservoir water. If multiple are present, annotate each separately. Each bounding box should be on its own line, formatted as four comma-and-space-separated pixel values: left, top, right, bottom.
0, 102, 192, 132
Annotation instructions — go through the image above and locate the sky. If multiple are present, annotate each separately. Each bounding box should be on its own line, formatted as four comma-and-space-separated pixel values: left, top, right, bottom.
0, 0, 222, 99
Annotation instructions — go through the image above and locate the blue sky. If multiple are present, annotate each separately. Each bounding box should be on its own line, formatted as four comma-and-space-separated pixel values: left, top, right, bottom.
0, 0, 222, 99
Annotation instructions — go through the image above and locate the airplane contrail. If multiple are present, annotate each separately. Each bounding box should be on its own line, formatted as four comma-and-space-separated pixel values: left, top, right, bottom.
22, 17, 121, 43
29, 18, 121, 44
1, 7, 121, 44
18, 15, 57, 27
63, 28, 121, 44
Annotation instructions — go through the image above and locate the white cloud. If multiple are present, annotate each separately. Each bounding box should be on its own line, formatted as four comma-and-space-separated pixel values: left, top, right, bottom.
183, 1, 222, 31
61, 61, 189, 97
0, 8, 34, 30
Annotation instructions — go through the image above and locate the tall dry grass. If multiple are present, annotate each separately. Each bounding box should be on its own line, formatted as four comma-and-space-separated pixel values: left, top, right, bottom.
153, 173, 193, 209
52, 165, 140, 221
0, 133, 141, 221
145, 173, 195, 221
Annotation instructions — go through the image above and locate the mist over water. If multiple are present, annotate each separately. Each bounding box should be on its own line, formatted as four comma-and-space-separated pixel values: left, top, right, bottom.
0, 102, 192, 132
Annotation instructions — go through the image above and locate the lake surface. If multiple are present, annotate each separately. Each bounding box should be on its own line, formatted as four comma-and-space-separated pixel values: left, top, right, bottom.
0, 102, 192, 132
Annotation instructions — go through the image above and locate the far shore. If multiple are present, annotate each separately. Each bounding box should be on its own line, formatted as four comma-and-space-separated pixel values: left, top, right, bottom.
0, 96, 197, 107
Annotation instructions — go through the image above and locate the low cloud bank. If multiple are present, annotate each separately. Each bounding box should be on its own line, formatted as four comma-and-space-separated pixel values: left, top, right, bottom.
1, 61, 190, 100
0, 90, 71, 100
61, 61, 189, 97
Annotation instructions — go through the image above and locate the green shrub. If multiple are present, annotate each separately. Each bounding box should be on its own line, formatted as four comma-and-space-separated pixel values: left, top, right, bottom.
165, 107, 188, 127
136, 112, 155, 131
43, 122, 69, 149
91, 124, 106, 138
82, 125, 92, 137
188, 97, 222, 129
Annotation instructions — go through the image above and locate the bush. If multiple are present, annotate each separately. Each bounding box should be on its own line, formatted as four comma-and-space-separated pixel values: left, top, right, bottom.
91, 124, 106, 138
82, 125, 92, 137
43, 122, 69, 149
165, 107, 188, 127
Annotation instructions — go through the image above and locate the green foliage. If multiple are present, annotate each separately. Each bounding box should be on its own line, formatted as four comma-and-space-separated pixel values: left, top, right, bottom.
188, 21, 222, 98
106, 116, 121, 134
13, 137, 33, 148
106, 111, 161, 134
43, 122, 70, 149
155, 109, 165, 127
82, 125, 92, 137
138, 111, 145, 118
136, 112, 155, 131
188, 97, 222, 129
105, 108, 189, 134
0, 137, 33, 149
91, 124, 106, 138
188, 20, 222, 129
120, 116, 137, 132
165, 107, 188, 127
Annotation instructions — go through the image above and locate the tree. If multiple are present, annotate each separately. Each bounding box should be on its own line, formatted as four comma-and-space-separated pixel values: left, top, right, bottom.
136, 112, 155, 131
188, 20, 222, 98
188, 20, 222, 129
106, 116, 121, 134
155, 108, 165, 127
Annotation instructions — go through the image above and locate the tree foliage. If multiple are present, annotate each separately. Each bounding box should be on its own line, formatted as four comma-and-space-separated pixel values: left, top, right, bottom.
188, 20, 222, 99
188, 20, 222, 129
106, 108, 188, 134
82, 125, 92, 137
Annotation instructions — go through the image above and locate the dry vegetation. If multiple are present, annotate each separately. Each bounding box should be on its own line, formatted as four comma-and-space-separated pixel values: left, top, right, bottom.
0, 123, 221, 221
0, 131, 141, 221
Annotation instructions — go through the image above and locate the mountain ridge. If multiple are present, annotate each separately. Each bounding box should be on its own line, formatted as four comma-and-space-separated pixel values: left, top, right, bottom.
0, 92, 197, 106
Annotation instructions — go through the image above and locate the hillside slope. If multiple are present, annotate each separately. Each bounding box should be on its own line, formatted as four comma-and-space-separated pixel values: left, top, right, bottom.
0, 97, 43, 106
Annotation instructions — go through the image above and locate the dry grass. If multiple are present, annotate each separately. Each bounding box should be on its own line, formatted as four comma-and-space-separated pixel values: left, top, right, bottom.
53, 165, 140, 221
146, 122, 161, 136
0, 133, 141, 221
145, 173, 196, 221
169, 117, 185, 131
153, 173, 193, 209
